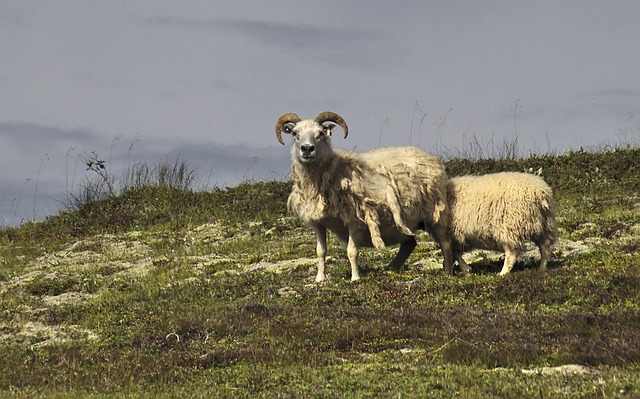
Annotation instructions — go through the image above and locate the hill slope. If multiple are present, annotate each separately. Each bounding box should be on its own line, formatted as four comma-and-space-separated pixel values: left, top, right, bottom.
1, 148, 639, 398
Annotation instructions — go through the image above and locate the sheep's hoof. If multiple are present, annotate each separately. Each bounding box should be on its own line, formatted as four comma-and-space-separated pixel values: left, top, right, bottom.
350, 275, 361, 282
315, 274, 327, 283
388, 264, 403, 273
459, 265, 472, 275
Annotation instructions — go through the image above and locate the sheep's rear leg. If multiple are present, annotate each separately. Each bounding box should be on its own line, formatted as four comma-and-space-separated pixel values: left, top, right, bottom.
537, 239, 552, 271
498, 247, 518, 275
433, 225, 455, 274
312, 224, 328, 282
388, 237, 417, 272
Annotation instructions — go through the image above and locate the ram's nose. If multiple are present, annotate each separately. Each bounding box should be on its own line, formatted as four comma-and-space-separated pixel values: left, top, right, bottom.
301, 144, 315, 155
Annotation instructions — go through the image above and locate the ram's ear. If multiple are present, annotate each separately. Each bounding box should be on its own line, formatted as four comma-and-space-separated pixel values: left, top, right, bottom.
323, 123, 336, 136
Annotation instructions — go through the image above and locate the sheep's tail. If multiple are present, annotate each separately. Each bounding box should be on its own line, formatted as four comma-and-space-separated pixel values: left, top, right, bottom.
541, 194, 558, 245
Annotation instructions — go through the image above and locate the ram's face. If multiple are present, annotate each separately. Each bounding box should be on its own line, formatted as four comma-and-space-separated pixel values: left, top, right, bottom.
289, 120, 335, 164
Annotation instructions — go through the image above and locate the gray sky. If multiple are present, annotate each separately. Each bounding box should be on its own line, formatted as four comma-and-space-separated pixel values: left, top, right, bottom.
1, 1, 639, 225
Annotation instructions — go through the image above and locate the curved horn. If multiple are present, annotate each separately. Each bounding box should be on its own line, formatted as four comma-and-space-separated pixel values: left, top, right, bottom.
314, 111, 349, 139
274, 113, 302, 145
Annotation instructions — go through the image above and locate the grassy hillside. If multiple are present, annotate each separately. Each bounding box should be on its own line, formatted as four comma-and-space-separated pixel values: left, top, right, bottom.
1, 148, 639, 398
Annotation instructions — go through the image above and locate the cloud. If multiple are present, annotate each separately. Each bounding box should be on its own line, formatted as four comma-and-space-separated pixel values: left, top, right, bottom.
0, 122, 102, 184
586, 88, 640, 105
219, 19, 381, 48
146, 16, 389, 70
148, 16, 381, 46
0, 12, 24, 26
0, 122, 95, 144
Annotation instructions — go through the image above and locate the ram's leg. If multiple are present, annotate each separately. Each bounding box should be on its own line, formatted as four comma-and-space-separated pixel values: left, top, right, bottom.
388, 237, 417, 272
498, 247, 517, 275
347, 227, 361, 281
312, 224, 328, 282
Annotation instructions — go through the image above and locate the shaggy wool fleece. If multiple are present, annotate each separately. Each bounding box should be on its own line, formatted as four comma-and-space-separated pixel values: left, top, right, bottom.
288, 147, 449, 248
447, 171, 557, 252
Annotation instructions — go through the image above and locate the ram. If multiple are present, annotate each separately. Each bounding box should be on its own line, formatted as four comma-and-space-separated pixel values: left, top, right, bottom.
275, 111, 454, 282
447, 172, 557, 275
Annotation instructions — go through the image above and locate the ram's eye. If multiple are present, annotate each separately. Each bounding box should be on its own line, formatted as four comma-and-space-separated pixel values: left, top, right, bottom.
291, 131, 297, 138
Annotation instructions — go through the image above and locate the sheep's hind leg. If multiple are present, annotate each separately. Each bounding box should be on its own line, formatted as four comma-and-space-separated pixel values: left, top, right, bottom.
537, 239, 552, 271
388, 237, 417, 272
433, 225, 455, 274
498, 247, 517, 276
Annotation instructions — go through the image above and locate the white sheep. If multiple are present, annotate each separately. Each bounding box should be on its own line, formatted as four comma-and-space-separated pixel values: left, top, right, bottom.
275, 111, 455, 282
446, 172, 557, 275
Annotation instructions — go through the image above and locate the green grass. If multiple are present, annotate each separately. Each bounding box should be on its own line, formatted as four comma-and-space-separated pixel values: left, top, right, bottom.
0, 148, 639, 398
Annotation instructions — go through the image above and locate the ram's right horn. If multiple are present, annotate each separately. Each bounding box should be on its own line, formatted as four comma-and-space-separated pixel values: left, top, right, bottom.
274, 113, 302, 145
